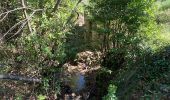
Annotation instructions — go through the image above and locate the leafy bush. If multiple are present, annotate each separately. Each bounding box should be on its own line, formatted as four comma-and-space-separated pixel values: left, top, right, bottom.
158, 0, 170, 11
90, 0, 170, 99
103, 84, 118, 100
0, 0, 84, 97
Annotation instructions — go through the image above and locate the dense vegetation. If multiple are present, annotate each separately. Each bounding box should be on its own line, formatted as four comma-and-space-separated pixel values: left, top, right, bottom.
0, 0, 170, 99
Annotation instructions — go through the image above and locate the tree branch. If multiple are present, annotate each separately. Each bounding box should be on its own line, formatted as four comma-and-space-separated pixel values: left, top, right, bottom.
21, 0, 33, 33
0, 9, 42, 41
0, 74, 41, 83
0, 19, 27, 41
0, 7, 27, 17
0, 7, 40, 23
0, 13, 8, 22
63, 0, 83, 29
52, 0, 62, 12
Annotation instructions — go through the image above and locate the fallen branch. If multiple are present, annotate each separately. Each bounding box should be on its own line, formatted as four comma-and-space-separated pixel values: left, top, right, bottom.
0, 74, 41, 83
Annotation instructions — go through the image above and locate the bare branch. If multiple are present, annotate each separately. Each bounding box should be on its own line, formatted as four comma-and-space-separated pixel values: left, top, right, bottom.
0, 19, 27, 41
7, 9, 43, 40
0, 9, 42, 41
0, 7, 35, 17
7, 20, 28, 40
0, 13, 8, 22
0, 7, 37, 22
21, 0, 33, 33
0, 74, 41, 83
0, 7, 26, 17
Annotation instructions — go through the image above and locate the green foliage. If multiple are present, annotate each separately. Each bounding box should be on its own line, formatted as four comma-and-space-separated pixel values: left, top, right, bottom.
157, 0, 170, 11
139, 46, 170, 82
90, 0, 158, 69
42, 78, 50, 91
90, 0, 170, 99
37, 95, 46, 100
96, 68, 113, 99
0, 0, 85, 98
103, 84, 118, 100
15, 95, 23, 100
1, 0, 170, 99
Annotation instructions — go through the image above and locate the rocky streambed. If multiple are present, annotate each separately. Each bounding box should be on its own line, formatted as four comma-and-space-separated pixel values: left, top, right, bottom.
58, 51, 102, 100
